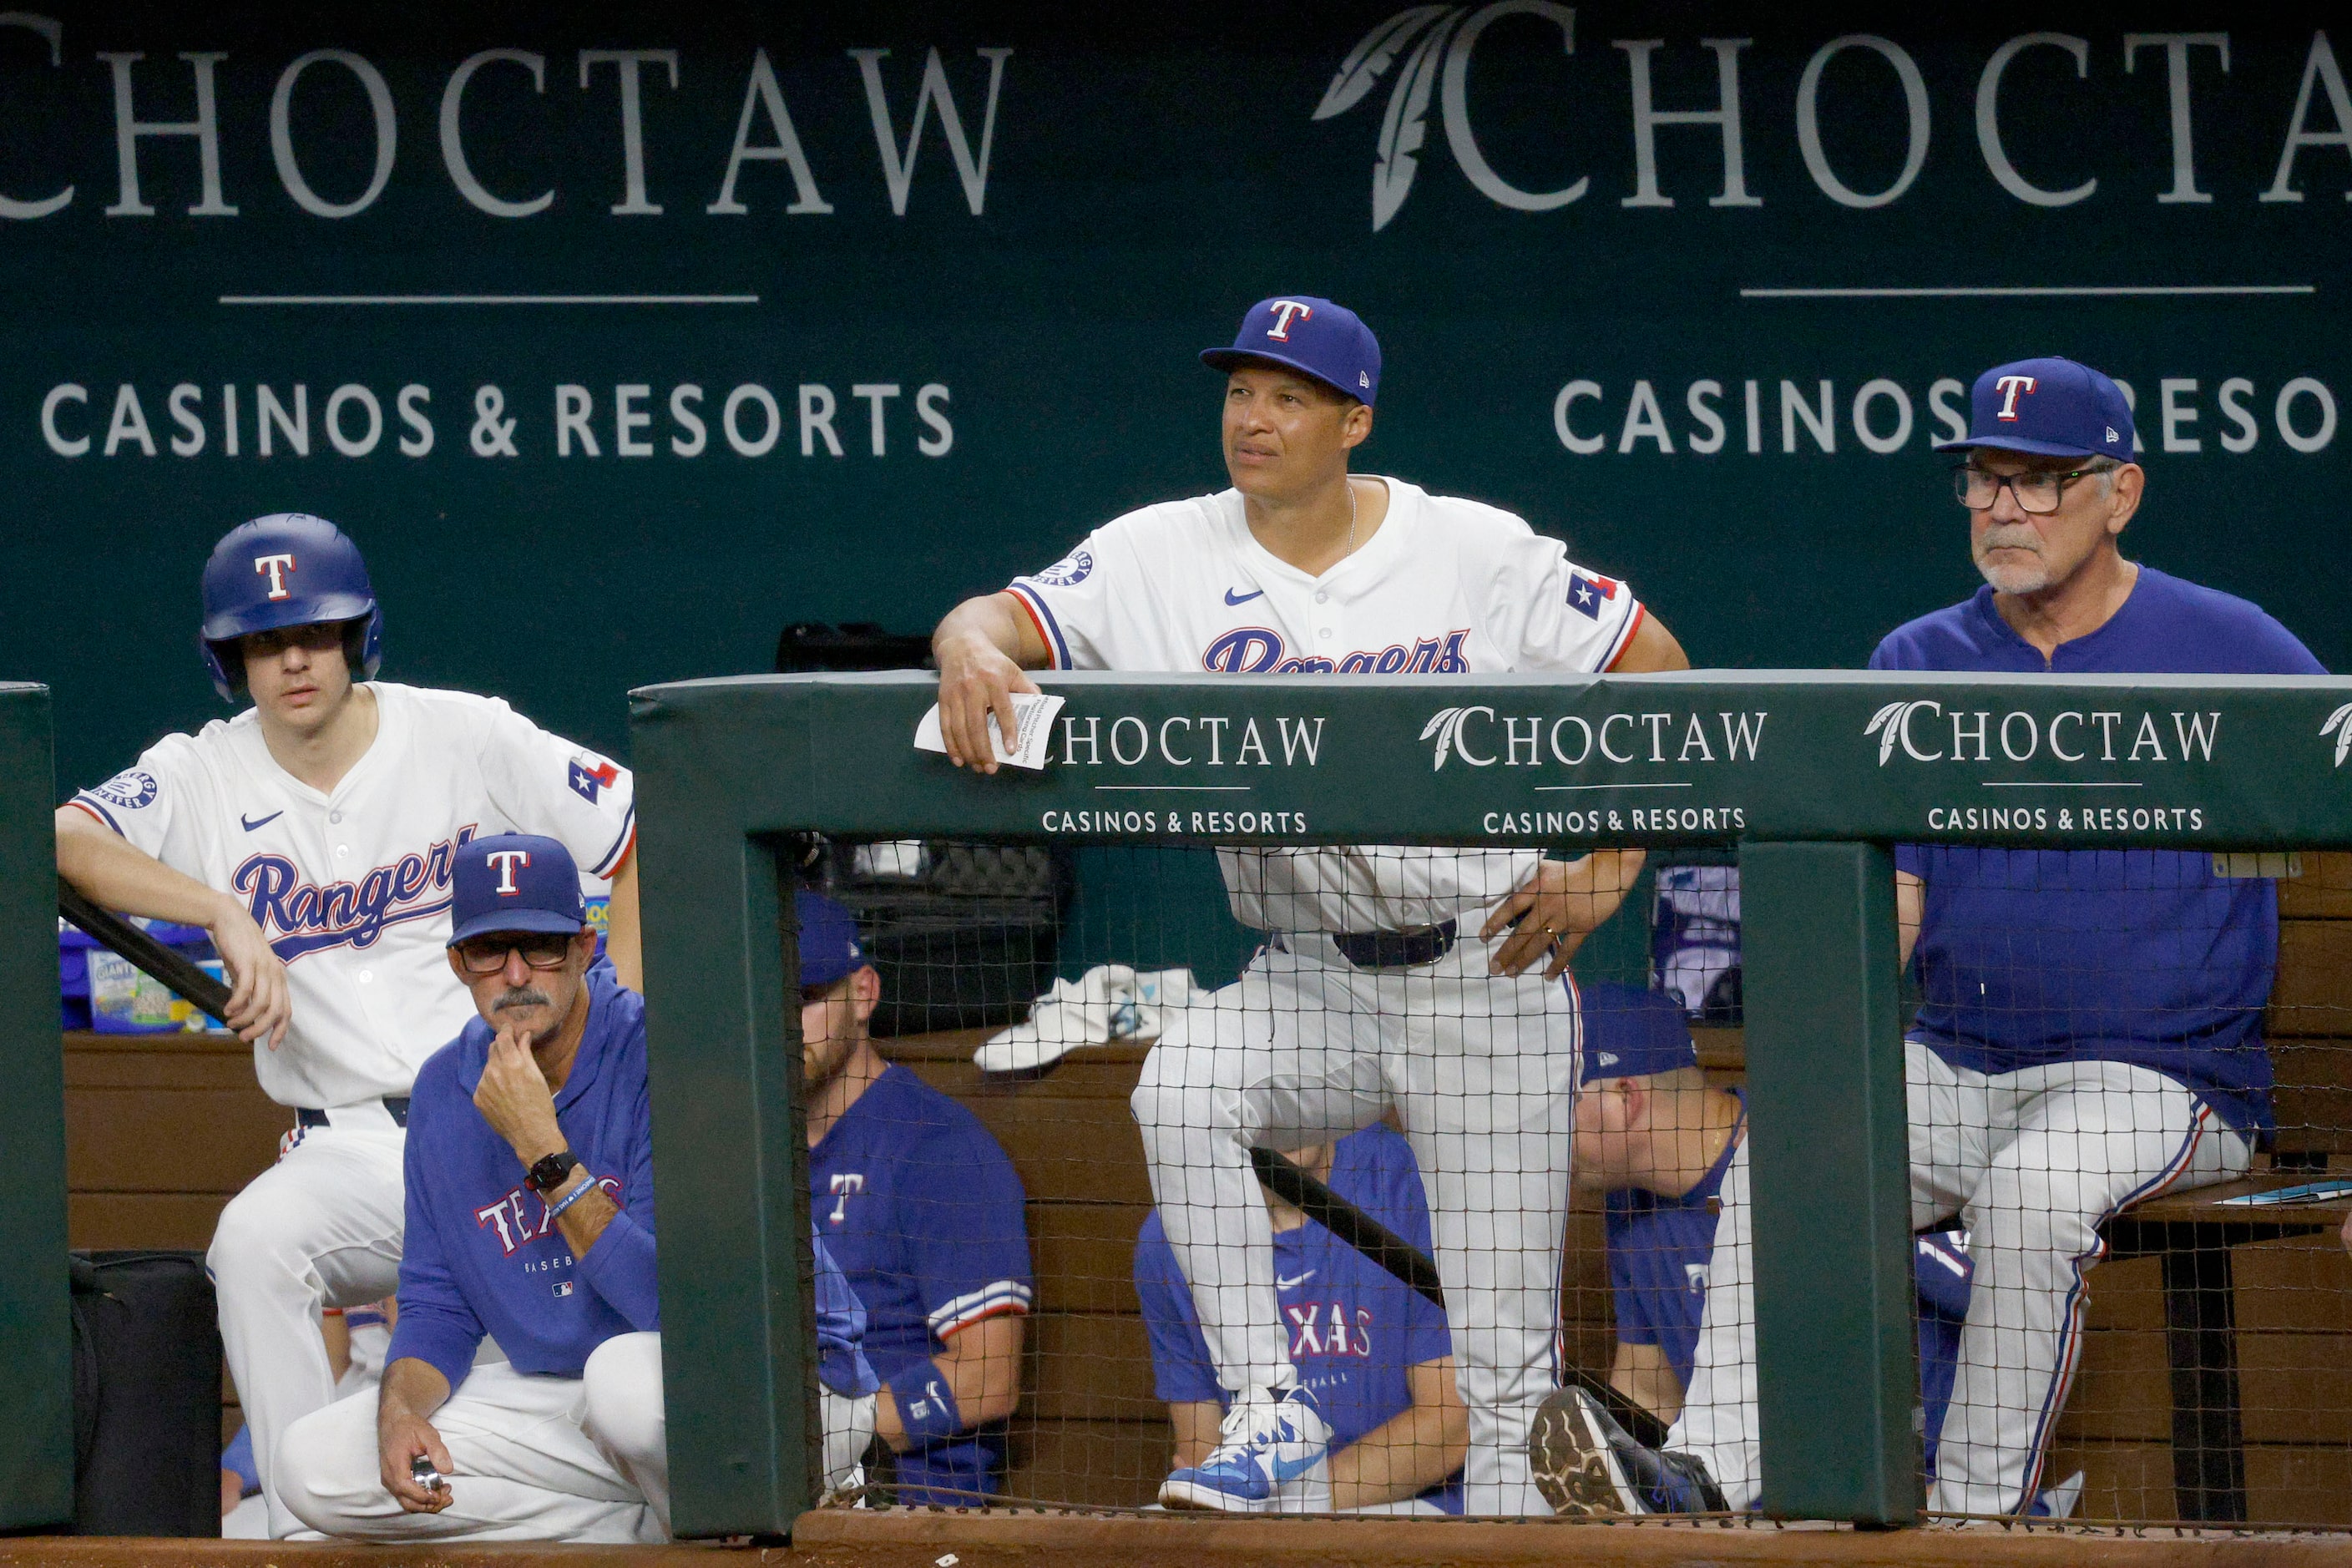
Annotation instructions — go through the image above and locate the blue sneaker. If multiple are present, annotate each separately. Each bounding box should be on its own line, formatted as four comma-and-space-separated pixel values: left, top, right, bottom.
1529, 1388, 1727, 1515
1159, 1385, 1333, 1512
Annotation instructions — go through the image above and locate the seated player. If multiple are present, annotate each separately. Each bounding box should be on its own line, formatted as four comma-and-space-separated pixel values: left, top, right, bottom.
1136, 1121, 1467, 1515
1539, 986, 2038, 1510
799, 890, 1033, 1505
275, 835, 665, 1540
1554, 359, 2322, 1519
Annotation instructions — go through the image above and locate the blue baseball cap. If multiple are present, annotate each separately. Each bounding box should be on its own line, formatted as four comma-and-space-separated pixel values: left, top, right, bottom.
796, 891, 868, 990
1579, 983, 1701, 1084
1935, 357, 2135, 461
448, 834, 586, 947
1201, 296, 1381, 406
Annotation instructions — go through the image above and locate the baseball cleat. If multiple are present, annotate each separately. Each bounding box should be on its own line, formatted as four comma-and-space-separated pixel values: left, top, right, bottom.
1159, 1384, 1333, 1512
1528, 1388, 1727, 1515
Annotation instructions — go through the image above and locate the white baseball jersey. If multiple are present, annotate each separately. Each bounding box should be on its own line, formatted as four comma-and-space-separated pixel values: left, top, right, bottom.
1005, 477, 1646, 933
69, 681, 636, 1110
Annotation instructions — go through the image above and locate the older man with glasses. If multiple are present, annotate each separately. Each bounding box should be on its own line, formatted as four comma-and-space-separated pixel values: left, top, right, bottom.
1548, 357, 2328, 1523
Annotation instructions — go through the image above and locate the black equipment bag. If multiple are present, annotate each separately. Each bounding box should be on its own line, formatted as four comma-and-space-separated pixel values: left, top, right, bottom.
68, 1250, 224, 1536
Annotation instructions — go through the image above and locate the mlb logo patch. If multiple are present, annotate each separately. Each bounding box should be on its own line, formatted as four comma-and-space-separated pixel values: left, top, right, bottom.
553, 1280, 574, 1298
569, 759, 618, 802
1566, 573, 1619, 620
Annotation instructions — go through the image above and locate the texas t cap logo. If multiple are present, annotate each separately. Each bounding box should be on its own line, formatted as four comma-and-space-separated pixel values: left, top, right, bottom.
254, 553, 296, 599
486, 848, 531, 895
1995, 375, 2039, 420
1266, 300, 1313, 340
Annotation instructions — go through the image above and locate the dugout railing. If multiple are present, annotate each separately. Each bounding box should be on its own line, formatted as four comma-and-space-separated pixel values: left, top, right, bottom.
625, 669, 2352, 1538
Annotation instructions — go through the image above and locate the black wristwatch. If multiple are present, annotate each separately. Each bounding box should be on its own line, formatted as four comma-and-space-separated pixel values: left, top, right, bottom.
527, 1150, 581, 1194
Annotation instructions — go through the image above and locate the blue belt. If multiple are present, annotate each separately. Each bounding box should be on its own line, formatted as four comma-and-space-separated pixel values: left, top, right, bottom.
296, 1097, 409, 1130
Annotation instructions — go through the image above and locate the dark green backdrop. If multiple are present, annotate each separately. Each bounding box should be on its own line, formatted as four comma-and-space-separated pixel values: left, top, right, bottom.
0, 3, 2344, 793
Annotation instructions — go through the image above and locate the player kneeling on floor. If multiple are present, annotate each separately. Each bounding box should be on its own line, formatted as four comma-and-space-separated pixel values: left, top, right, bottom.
276, 835, 665, 1541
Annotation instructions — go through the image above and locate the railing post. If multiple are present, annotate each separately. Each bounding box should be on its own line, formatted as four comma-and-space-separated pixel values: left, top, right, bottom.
638, 716, 814, 1536
1739, 840, 1916, 1524
0, 686, 72, 1530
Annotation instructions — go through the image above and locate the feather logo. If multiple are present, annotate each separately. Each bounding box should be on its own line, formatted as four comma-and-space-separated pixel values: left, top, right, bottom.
1865, 700, 1942, 766
1420, 705, 1466, 770
1317, 2, 1578, 231
1371, 10, 1463, 230
2322, 702, 2352, 766
1313, 5, 1452, 121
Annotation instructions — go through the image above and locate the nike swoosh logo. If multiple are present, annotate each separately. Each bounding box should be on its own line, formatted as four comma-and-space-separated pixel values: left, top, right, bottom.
1276, 1271, 1316, 1289
1224, 587, 1265, 605
240, 811, 284, 832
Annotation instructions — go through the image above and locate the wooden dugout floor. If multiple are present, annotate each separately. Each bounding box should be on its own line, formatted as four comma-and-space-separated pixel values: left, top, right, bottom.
9, 1515, 2352, 1568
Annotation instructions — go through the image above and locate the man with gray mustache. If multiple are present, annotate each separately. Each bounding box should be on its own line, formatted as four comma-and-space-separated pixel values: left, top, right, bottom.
1552, 357, 2325, 1522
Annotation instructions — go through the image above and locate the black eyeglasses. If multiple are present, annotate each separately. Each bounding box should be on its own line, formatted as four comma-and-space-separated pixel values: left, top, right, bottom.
455, 933, 574, 976
1952, 464, 2104, 515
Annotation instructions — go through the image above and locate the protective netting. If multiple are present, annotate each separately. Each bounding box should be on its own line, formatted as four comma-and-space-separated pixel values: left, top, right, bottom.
789, 837, 2352, 1527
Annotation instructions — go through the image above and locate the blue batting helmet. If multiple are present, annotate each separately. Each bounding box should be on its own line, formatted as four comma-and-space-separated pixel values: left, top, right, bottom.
200, 513, 383, 701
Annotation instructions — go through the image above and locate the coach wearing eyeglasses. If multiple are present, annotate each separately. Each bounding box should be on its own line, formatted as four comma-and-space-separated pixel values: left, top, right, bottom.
276, 833, 668, 1540
1578, 357, 2329, 1525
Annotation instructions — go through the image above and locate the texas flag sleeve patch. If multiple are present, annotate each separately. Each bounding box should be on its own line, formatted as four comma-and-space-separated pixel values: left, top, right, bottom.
1566, 572, 1621, 620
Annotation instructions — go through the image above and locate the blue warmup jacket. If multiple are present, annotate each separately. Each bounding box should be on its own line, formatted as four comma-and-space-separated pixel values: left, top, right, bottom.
389, 966, 659, 1389
1873, 567, 2325, 1138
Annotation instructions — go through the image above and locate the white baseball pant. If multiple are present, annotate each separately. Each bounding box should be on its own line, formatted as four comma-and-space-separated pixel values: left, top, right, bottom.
274, 1351, 664, 1541
208, 1112, 407, 1537
575, 1332, 878, 1526
1667, 1045, 2248, 1517
1130, 927, 1579, 1515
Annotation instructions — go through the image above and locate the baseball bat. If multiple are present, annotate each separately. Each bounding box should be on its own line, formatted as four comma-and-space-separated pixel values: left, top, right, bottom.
1249, 1144, 1674, 1452
58, 878, 237, 1025
1251, 1146, 1446, 1308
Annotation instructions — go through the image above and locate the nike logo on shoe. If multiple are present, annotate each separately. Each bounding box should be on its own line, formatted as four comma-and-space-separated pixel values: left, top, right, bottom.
240, 811, 284, 832
1224, 587, 1265, 605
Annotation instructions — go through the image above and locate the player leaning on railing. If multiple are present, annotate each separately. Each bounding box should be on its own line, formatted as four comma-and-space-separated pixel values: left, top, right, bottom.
933, 296, 1687, 1515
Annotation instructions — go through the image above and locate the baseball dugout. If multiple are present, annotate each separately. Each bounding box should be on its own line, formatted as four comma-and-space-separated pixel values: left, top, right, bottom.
620, 669, 2352, 1538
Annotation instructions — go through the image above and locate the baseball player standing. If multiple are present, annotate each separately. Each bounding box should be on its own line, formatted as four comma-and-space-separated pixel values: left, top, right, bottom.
933, 296, 1688, 1514
1554, 358, 2322, 1519
54, 515, 640, 1536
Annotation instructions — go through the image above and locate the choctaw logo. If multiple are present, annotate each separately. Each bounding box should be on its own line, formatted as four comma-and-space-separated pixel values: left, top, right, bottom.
1315, 1, 1578, 230
2322, 703, 2352, 766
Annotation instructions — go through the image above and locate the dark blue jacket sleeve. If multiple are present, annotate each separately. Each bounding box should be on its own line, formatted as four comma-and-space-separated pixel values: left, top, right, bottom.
574, 1070, 660, 1330
387, 1112, 488, 1390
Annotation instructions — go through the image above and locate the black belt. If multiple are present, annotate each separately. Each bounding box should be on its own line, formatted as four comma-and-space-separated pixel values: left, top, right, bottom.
1328, 920, 1458, 970
297, 1097, 409, 1130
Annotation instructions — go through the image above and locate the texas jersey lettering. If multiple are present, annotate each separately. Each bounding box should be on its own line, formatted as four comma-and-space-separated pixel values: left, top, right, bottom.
69, 682, 635, 1110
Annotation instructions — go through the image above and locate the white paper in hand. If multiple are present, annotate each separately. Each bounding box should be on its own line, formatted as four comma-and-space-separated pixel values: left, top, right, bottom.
914, 692, 1065, 771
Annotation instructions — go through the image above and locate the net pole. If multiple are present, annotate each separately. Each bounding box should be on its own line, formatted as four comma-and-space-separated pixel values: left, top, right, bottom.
1741, 840, 1917, 1525
0, 685, 71, 1530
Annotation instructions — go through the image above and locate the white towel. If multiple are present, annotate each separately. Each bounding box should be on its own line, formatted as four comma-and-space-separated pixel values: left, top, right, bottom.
976, 964, 1196, 1075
